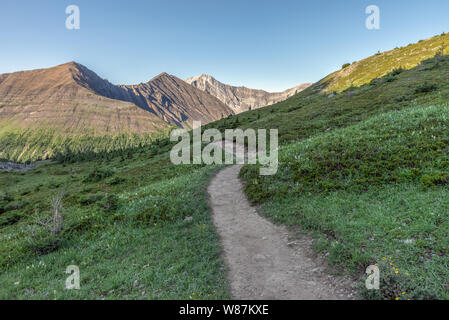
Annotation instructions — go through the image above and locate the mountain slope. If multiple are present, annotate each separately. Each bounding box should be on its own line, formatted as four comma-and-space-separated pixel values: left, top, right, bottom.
204, 35, 449, 300
0, 62, 173, 161
69, 64, 233, 127
0, 62, 170, 134
321, 32, 449, 93
185, 74, 311, 113
118, 73, 233, 127
206, 33, 449, 145
0, 63, 234, 161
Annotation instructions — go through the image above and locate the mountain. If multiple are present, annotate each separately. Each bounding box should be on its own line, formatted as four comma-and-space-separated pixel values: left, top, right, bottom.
0, 62, 170, 134
69, 64, 233, 127
117, 73, 233, 127
0, 62, 233, 161
185, 74, 311, 113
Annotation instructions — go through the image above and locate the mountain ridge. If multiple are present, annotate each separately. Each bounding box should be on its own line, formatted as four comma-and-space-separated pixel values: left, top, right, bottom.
185, 74, 311, 113
0, 62, 233, 161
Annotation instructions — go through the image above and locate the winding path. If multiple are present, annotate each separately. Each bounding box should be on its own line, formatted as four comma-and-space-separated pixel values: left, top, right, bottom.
207, 142, 356, 300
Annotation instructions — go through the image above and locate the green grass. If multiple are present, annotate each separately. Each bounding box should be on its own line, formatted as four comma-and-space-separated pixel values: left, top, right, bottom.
2, 33, 449, 300
206, 52, 449, 146
0, 124, 171, 163
0, 146, 229, 299
322, 32, 449, 93
238, 106, 449, 300
202, 41, 449, 299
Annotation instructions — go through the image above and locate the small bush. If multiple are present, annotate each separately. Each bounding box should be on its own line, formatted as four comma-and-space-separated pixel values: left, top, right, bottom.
342, 63, 351, 69
395, 95, 410, 103
384, 74, 397, 83
420, 172, 449, 187
26, 228, 64, 254
2, 200, 29, 213
415, 82, 438, 94
391, 67, 404, 76
0, 211, 22, 226
26, 192, 65, 254
1, 192, 13, 202
83, 167, 114, 183
79, 193, 104, 206
106, 176, 126, 186
100, 193, 119, 212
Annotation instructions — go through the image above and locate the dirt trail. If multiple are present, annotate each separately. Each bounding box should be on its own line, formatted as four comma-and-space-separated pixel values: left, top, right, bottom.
208, 141, 356, 300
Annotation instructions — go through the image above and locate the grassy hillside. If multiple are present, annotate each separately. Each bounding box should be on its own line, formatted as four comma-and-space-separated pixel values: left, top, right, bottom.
204, 43, 449, 299
205, 43, 449, 145
0, 123, 172, 163
322, 32, 449, 93
0, 142, 230, 299
239, 105, 449, 299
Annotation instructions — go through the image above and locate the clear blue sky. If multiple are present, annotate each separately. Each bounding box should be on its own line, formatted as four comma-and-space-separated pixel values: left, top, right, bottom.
1, 0, 449, 91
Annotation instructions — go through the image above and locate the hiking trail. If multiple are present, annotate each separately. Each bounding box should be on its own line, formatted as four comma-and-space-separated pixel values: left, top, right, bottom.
207, 141, 356, 299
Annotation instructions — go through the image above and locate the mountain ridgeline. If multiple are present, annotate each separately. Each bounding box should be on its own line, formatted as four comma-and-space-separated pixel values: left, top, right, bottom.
185, 74, 311, 113
0, 62, 233, 161
72, 64, 233, 127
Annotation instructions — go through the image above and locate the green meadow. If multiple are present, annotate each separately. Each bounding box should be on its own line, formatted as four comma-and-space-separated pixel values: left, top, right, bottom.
2, 34, 449, 300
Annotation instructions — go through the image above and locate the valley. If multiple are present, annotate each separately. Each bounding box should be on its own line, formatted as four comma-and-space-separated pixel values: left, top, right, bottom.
1, 32, 449, 300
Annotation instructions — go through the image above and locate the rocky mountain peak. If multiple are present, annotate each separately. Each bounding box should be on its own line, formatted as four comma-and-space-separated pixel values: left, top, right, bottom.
185, 75, 312, 113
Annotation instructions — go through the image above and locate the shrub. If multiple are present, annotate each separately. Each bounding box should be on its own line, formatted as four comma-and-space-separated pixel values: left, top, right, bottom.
106, 176, 126, 186
415, 82, 438, 94
26, 192, 65, 254
391, 67, 404, 76
83, 167, 114, 183
420, 172, 449, 187
1, 192, 13, 202
342, 63, 351, 69
3, 200, 28, 212
384, 74, 397, 83
395, 95, 409, 103
79, 193, 104, 205
0, 211, 22, 226
100, 193, 119, 212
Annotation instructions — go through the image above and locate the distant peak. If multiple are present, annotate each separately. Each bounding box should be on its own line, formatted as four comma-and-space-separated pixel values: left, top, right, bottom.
54, 61, 91, 75
58, 61, 82, 68
150, 72, 172, 81
185, 74, 217, 83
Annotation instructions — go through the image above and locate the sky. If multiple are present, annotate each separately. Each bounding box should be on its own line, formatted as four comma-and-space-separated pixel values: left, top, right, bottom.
1, 0, 449, 92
